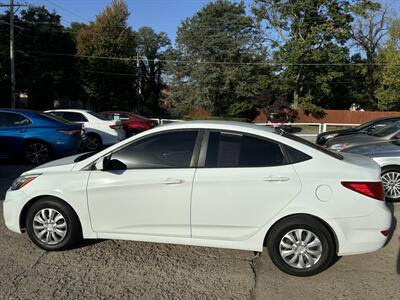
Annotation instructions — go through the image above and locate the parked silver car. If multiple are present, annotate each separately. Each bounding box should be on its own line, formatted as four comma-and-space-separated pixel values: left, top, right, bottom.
343, 140, 400, 202
325, 121, 400, 151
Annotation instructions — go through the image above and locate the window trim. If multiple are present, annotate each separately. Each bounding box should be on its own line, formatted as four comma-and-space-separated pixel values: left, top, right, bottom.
198, 129, 290, 169
89, 129, 204, 171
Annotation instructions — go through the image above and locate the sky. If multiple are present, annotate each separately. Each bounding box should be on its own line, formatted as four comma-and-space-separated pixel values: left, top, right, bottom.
1, 0, 399, 44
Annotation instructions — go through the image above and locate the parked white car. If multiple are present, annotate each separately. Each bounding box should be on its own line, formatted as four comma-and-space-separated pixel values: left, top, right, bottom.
44, 109, 125, 151
3, 121, 392, 276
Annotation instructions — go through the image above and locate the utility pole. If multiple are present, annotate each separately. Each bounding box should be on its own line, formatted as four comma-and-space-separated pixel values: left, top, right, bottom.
0, 0, 27, 108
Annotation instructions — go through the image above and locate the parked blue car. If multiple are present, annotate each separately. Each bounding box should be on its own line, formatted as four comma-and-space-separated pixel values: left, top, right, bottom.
0, 109, 84, 164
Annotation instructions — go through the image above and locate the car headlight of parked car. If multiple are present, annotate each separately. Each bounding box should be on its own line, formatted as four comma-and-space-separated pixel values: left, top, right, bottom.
328, 143, 348, 152
10, 175, 40, 191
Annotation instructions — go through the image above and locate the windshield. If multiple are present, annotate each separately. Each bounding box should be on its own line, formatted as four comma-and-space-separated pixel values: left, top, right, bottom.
372, 122, 400, 137
74, 152, 96, 162
276, 130, 343, 160
87, 111, 109, 121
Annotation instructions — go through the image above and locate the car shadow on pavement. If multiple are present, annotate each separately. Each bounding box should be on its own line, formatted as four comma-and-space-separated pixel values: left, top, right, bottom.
384, 201, 399, 274
70, 239, 106, 250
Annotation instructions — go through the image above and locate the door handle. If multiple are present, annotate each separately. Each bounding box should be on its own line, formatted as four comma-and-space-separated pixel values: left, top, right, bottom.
163, 178, 185, 185
264, 176, 290, 182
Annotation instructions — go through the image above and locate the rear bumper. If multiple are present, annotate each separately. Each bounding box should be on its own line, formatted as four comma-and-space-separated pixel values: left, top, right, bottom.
330, 204, 392, 256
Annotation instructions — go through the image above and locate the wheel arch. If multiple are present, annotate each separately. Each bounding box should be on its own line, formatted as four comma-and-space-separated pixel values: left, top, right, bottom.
19, 195, 82, 233
263, 213, 339, 254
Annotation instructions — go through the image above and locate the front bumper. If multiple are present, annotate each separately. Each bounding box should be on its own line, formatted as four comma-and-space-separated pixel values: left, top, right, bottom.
2, 189, 29, 234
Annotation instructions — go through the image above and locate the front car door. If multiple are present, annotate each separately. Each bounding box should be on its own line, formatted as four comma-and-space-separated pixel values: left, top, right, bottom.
191, 130, 301, 240
87, 130, 201, 238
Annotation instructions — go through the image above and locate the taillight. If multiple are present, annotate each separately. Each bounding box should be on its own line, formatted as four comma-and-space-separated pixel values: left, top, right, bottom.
341, 181, 384, 201
381, 229, 389, 237
109, 124, 121, 129
58, 129, 81, 136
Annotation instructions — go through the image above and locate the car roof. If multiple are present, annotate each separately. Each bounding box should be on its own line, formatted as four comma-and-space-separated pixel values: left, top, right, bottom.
45, 109, 91, 113
156, 120, 276, 133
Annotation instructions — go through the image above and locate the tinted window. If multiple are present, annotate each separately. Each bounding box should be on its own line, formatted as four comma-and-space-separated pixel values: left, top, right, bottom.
111, 131, 198, 169
61, 112, 88, 122
282, 145, 312, 164
205, 131, 286, 168
0, 112, 30, 127
87, 111, 108, 120
372, 122, 400, 137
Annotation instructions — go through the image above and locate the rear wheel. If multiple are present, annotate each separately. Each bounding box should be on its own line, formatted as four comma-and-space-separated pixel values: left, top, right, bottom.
85, 134, 102, 151
26, 198, 82, 251
381, 166, 400, 202
266, 216, 336, 276
24, 141, 51, 164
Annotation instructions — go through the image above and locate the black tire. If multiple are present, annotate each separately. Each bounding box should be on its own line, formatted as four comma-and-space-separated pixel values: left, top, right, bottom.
85, 133, 102, 151
26, 197, 82, 251
24, 141, 51, 165
266, 215, 337, 276
381, 166, 400, 202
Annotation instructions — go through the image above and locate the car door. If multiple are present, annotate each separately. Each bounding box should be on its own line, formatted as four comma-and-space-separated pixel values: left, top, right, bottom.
0, 112, 31, 159
86, 130, 201, 237
191, 131, 301, 240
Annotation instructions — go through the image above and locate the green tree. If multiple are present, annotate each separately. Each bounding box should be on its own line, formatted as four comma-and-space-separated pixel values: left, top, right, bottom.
253, 0, 373, 114
136, 26, 170, 114
76, 0, 137, 110
376, 19, 400, 111
0, 6, 78, 109
168, 0, 271, 118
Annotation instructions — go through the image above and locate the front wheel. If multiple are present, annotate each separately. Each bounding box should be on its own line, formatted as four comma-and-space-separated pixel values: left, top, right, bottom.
381, 166, 400, 202
26, 198, 82, 251
85, 134, 102, 151
266, 216, 336, 276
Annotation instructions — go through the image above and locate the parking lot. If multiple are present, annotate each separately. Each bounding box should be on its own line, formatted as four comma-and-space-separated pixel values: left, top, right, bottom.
0, 163, 399, 299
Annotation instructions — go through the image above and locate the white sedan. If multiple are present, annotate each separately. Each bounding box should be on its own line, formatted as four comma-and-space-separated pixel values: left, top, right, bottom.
3, 121, 392, 276
45, 109, 125, 151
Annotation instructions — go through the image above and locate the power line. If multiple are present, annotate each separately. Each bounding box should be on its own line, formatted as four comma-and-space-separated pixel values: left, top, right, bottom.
19, 50, 400, 66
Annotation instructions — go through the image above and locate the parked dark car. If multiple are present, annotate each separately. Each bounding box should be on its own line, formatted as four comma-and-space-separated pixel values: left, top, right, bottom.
325, 121, 400, 151
98, 111, 155, 137
316, 116, 400, 145
0, 109, 84, 164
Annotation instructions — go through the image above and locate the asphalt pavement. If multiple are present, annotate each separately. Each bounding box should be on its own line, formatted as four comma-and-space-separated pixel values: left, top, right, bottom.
0, 163, 399, 299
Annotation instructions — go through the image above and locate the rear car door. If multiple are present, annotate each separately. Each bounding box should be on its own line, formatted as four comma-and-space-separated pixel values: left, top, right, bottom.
0, 112, 31, 159
191, 131, 301, 240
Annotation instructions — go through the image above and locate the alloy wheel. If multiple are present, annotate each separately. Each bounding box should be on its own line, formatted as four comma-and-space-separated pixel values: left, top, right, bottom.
32, 208, 67, 245
86, 136, 100, 151
382, 171, 400, 200
279, 229, 323, 269
25, 143, 49, 164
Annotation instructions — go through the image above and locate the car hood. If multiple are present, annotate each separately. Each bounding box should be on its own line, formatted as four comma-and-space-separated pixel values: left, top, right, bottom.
22, 154, 81, 175
319, 128, 357, 137
344, 141, 400, 157
325, 134, 383, 148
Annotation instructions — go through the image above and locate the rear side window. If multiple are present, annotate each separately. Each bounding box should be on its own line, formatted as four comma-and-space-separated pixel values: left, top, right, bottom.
111, 130, 198, 169
0, 112, 30, 127
282, 145, 312, 164
205, 131, 286, 168
61, 112, 88, 122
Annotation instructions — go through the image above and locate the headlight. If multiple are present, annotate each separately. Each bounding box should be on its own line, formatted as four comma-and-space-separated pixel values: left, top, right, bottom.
325, 133, 338, 139
10, 175, 40, 191
328, 144, 348, 152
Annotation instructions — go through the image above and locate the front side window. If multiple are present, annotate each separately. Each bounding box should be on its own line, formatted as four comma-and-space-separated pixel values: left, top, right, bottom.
0, 112, 30, 127
205, 131, 286, 168
110, 130, 198, 169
